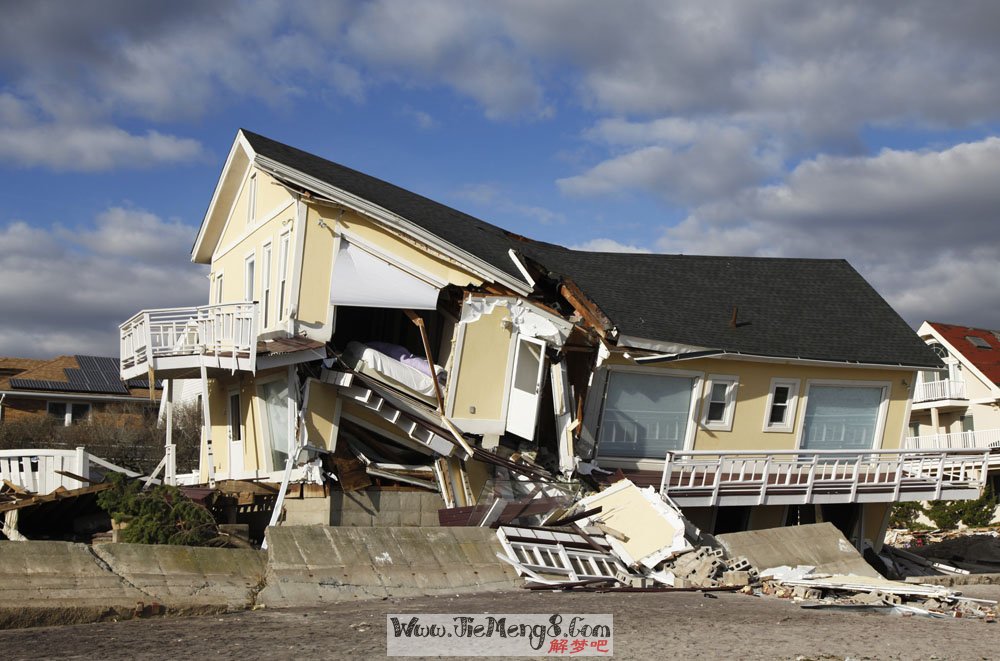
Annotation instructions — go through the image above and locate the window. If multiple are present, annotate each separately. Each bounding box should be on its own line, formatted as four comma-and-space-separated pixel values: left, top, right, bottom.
261, 243, 272, 329
277, 232, 290, 319
597, 370, 697, 459
244, 253, 255, 302
799, 383, 888, 451
247, 172, 257, 225
701, 375, 738, 431
967, 335, 991, 349
961, 416, 975, 433
228, 391, 242, 443
214, 272, 224, 304
47, 402, 90, 426
763, 379, 800, 432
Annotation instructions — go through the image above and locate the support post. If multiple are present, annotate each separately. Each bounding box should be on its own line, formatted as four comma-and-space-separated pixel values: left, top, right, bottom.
201, 365, 215, 487
164, 379, 176, 486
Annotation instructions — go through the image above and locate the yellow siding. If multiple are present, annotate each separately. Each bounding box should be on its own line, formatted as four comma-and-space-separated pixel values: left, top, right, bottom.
296, 206, 337, 326
304, 380, 340, 450
450, 305, 513, 423
209, 166, 297, 331
603, 354, 913, 452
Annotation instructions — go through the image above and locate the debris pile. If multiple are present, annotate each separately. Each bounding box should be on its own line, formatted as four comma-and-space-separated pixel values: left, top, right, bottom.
495, 479, 756, 591
760, 565, 998, 619
883, 527, 1000, 576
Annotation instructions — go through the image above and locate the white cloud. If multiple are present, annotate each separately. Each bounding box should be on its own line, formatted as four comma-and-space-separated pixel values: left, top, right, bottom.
0, 210, 207, 358
0, 123, 204, 171
570, 238, 651, 254
655, 138, 1000, 327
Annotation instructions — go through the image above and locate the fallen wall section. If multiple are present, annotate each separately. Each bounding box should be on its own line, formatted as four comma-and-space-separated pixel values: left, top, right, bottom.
716, 522, 879, 578
258, 525, 519, 608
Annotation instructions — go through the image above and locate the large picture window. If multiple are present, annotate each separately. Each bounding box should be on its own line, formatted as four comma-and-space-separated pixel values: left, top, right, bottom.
800, 384, 886, 451
598, 371, 695, 458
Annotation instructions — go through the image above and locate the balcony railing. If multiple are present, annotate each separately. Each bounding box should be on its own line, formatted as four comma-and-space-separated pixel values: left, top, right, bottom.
120, 303, 257, 378
658, 448, 989, 507
914, 379, 967, 403
0, 447, 141, 494
904, 428, 1000, 451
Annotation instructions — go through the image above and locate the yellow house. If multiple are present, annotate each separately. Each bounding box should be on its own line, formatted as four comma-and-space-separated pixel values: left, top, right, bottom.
119, 130, 987, 547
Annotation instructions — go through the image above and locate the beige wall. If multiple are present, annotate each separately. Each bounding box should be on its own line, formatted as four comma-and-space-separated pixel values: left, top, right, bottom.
303, 379, 340, 451
600, 354, 913, 454
448, 305, 514, 426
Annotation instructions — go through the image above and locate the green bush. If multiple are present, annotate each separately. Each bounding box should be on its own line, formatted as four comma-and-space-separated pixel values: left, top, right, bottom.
889, 501, 926, 529
925, 485, 998, 529
97, 473, 218, 546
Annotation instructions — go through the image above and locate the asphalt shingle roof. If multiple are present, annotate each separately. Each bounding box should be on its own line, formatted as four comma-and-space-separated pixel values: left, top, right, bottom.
519, 243, 941, 368
239, 130, 940, 369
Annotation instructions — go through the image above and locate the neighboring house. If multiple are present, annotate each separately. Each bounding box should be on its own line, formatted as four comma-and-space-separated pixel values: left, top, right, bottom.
906, 322, 1000, 452
1, 355, 159, 424
119, 129, 981, 548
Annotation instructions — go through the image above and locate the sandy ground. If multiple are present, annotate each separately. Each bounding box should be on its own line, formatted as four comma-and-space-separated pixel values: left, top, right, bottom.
3, 587, 1000, 660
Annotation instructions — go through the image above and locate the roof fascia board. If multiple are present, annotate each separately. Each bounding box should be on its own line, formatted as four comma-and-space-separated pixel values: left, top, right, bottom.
192, 131, 255, 263
920, 323, 1000, 396
0, 390, 157, 403
253, 156, 532, 296
615, 335, 932, 371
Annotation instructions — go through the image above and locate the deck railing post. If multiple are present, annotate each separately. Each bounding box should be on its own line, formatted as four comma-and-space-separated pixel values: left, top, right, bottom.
659, 451, 674, 496
75, 446, 88, 490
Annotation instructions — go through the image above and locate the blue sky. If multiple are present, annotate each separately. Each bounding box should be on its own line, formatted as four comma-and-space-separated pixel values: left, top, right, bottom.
2, 1, 1000, 357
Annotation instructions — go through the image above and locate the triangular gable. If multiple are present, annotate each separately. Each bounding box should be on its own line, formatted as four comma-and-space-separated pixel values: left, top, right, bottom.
920, 321, 1000, 396
191, 131, 255, 264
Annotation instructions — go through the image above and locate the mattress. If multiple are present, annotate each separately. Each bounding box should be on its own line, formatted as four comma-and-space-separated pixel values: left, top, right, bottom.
343, 341, 444, 402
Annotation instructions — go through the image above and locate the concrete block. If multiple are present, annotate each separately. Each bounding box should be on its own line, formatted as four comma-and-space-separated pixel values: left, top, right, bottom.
722, 571, 750, 587
716, 523, 879, 578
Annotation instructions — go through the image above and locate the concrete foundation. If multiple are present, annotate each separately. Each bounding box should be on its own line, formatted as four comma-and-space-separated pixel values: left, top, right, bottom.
282, 490, 445, 527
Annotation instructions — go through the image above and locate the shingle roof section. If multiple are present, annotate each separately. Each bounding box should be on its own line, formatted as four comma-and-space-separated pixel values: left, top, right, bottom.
520, 243, 941, 368
4, 355, 160, 395
927, 322, 1000, 385
241, 130, 527, 285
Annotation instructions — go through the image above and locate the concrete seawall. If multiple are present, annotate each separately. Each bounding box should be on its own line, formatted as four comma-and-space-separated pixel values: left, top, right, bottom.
0, 526, 517, 628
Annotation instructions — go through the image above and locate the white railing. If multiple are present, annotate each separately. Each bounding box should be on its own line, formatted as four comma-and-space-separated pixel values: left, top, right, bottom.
120, 302, 257, 376
658, 448, 990, 507
0, 447, 141, 495
914, 379, 967, 403
904, 428, 1000, 451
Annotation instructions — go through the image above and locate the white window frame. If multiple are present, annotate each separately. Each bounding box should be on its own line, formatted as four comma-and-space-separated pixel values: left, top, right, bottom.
244, 251, 256, 303
277, 231, 290, 320
260, 241, 272, 330
594, 364, 705, 470
700, 374, 738, 431
247, 171, 257, 226
762, 378, 800, 433
47, 401, 91, 426
255, 372, 294, 474
214, 270, 224, 305
794, 379, 891, 451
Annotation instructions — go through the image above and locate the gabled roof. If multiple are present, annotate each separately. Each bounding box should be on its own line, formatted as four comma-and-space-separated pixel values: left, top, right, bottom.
239, 130, 529, 287
924, 322, 1000, 386
209, 130, 937, 369
2, 355, 159, 396
520, 243, 941, 368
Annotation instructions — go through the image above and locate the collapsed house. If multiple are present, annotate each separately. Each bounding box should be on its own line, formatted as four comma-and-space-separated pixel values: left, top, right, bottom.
118, 129, 990, 548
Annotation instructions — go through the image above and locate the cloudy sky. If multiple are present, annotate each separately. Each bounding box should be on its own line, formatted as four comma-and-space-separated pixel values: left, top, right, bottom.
2, 1, 1000, 358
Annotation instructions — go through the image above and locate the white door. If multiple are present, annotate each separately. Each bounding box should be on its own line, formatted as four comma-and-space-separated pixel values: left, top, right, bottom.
505, 335, 547, 440
227, 391, 245, 477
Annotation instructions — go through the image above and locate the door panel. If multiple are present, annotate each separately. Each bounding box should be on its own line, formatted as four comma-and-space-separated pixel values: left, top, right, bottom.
505, 335, 547, 440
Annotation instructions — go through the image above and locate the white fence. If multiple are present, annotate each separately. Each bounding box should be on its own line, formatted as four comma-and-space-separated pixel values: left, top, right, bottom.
914, 379, 967, 403
658, 448, 990, 507
0, 447, 142, 495
904, 428, 1000, 451
120, 302, 257, 378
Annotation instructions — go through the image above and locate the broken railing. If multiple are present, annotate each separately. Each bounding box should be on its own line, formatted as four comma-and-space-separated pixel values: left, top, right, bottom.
658, 448, 990, 507
0, 447, 142, 494
120, 302, 258, 377
903, 428, 1000, 451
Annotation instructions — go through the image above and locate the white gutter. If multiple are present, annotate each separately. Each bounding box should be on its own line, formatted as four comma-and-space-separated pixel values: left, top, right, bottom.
253, 157, 532, 296
0, 390, 158, 403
